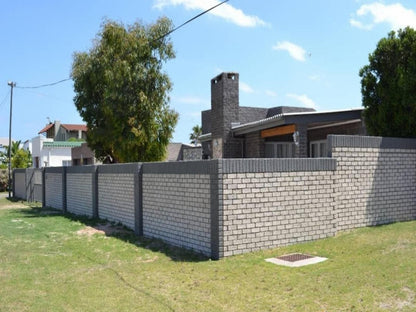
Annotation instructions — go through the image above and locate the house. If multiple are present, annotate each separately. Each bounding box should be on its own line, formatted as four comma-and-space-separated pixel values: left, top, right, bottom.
28, 120, 87, 168
71, 142, 100, 166
166, 143, 202, 161
31, 135, 84, 168
38, 120, 87, 141
200, 72, 366, 158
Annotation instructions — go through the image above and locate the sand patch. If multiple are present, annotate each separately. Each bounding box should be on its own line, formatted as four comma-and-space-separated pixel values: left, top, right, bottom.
76, 223, 130, 237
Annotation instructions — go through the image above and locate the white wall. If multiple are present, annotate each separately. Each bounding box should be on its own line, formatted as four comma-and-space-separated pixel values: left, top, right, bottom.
30, 136, 72, 168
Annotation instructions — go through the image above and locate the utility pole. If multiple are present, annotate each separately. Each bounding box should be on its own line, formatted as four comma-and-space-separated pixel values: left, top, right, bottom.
7, 81, 16, 198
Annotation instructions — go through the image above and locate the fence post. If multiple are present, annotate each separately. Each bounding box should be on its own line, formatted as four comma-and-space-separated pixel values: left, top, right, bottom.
62, 167, 67, 212
42, 168, 46, 208
210, 159, 221, 260
134, 164, 143, 236
92, 166, 98, 218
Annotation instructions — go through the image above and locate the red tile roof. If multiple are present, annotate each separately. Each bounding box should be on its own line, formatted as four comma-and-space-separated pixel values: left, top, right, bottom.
38, 123, 54, 134
61, 124, 88, 132
38, 123, 87, 134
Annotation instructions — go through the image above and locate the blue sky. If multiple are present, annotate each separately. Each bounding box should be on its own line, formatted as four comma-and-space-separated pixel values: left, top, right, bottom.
1, 0, 416, 144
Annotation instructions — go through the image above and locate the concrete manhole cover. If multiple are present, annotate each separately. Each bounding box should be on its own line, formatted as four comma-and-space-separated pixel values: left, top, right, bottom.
265, 253, 327, 267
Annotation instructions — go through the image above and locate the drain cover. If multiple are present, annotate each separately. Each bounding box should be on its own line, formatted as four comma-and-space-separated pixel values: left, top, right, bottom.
276, 253, 314, 262
265, 253, 327, 267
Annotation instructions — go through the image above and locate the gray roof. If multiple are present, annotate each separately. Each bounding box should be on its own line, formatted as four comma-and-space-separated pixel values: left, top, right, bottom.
232, 108, 364, 135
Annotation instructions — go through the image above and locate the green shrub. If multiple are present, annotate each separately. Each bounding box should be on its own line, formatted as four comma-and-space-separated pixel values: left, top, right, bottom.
0, 170, 8, 192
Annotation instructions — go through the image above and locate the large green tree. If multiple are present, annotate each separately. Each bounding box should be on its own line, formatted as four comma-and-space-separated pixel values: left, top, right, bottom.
360, 27, 416, 137
71, 18, 178, 163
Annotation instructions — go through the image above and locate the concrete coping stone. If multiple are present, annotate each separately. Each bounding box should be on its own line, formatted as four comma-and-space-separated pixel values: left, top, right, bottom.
13, 168, 27, 174
66, 165, 97, 174
44, 167, 66, 174
143, 160, 218, 175
220, 158, 336, 173
328, 135, 416, 150
97, 162, 142, 174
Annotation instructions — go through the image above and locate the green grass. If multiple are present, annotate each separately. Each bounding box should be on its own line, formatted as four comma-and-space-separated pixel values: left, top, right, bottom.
0, 193, 415, 311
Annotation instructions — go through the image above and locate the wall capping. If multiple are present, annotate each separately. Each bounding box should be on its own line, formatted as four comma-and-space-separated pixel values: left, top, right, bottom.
97, 163, 141, 174
220, 158, 336, 173
143, 160, 218, 175
328, 135, 416, 150
66, 165, 97, 174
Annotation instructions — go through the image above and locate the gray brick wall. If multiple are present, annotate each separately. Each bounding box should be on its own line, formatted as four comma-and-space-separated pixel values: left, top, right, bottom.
14, 171, 26, 199
221, 170, 336, 257
143, 173, 212, 256
98, 173, 136, 229
26, 169, 43, 202
67, 173, 93, 217
333, 146, 416, 230
12, 135, 416, 259
45, 172, 64, 210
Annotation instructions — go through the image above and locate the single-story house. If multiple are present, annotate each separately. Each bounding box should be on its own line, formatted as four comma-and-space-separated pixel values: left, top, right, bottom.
200, 72, 366, 158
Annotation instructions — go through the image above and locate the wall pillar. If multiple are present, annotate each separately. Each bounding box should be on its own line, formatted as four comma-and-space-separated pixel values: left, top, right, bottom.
295, 124, 308, 158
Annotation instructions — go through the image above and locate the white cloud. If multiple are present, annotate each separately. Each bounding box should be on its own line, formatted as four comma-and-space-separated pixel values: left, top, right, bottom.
286, 93, 316, 108
153, 0, 267, 27
265, 90, 277, 97
240, 81, 254, 93
273, 41, 306, 62
309, 75, 321, 81
351, 2, 416, 30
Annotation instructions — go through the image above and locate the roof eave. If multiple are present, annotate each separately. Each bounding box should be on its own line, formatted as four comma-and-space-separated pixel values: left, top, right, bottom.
232, 108, 364, 136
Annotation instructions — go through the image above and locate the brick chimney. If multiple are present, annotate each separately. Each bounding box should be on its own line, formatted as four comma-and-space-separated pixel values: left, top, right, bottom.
210, 72, 241, 158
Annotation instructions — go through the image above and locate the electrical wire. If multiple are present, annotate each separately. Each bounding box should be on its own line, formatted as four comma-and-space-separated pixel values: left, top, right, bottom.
153, 0, 229, 42
11, 1, 229, 89
15, 78, 71, 89
0, 90, 10, 110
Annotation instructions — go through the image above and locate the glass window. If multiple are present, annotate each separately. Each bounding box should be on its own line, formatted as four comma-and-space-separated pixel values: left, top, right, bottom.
310, 140, 327, 158
265, 142, 296, 158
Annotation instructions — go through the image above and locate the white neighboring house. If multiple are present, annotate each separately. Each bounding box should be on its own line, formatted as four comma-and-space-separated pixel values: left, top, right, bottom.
30, 135, 83, 168
25, 120, 87, 168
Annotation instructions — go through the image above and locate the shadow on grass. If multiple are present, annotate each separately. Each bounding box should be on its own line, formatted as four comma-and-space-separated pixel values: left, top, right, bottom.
13, 200, 209, 263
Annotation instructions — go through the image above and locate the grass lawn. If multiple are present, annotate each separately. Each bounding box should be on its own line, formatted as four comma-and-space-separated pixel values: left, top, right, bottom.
0, 194, 415, 311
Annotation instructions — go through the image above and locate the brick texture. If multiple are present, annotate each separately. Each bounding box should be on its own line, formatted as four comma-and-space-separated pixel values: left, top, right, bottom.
143, 173, 211, 256
67, 173, 93, 217
221, 171, 336, 256
98, 173, 135, 229
45, 173, 63, 210
333, 147, 416, 230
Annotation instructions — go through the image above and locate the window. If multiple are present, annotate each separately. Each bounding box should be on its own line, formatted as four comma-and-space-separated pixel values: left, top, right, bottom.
310, 140, 327, 158
265, 142, 296, 158
62, 160, 72, 167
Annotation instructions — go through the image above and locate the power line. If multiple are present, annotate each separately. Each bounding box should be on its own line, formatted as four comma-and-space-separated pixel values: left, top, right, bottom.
154, 0, 230, 42
12, 1, 229, 89
0, 90, 10, 110
15, 78, 71, 89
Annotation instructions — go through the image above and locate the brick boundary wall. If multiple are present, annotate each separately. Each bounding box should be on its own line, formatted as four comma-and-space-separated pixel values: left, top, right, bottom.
66, 166, 97, 217
218, 158, 337, 257
44, 167, 66, 211
328, 135, 416, 231
12, 135, 416, 259
97, 163, 141, 232
26, 169, 43, 203
13, 169, 26, 200
143, 161, 218, 258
